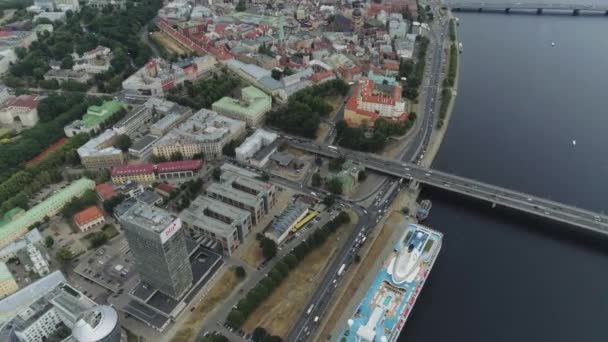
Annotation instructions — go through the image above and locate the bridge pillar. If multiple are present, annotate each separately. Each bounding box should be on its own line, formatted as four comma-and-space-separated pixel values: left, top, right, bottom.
505, 7, 510, 13
536, 8, 542, 14
453, 7, 461, 12
605, 10, 608, 15
477, 7, 483, 12
572, 9, 580, 15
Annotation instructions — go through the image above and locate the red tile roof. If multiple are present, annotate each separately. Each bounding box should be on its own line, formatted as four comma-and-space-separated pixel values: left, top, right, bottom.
96, 184, 117, 201
156, 159, 202, 173
4, 95, 39, 110
111, 164, 154, 177
73, 206, 104, 227
156, 183, 175, 194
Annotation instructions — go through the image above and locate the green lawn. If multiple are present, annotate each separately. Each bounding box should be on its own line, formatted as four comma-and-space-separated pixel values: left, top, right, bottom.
423, 239, 434, 253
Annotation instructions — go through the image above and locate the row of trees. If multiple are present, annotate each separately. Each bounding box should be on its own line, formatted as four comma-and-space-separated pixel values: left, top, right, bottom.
437, 43, 458, 129
449, 19, 456, 42
265, 79, 350, 138
0, 132, 90, 215
61, 190, 98, 218
334, 114, 417, 152
251, 327, 283, 342
226, 211, 351, 328
0, 93, 99, 180
166, 70, 241, 110
399, 36, 430, 100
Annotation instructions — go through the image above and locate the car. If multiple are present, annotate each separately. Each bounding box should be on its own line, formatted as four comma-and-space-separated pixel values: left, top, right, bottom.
527, 198, 533, 202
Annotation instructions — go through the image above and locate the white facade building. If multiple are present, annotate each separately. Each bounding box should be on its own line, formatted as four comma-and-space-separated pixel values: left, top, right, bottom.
235, 129, 278, 166
153, 109, 246, 160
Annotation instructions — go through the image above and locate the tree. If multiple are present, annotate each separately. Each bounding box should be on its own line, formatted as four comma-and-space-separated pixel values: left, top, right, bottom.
113, 134, 132, 152
258, 172, 270, 182
259, 237, 277, 260
283, 254, 298, 269
252, 327, 268, 342
354, 254, 361, 263
226, 309, 245, 327
89, 232, 108, 248
312, 172, 322, 187
44, 236, 54, 248
322, 195, 336, 207
212, 167, 221, 180
326, 178, 343, 195
271, 69, 281, 80
401, 207, 410, 215
358, 170, 367, 181
61, 55, 74, 69
235, 266, 246, 279
56, 247, 74, 263
235, 0, 246, 11
170, 151, 184, 161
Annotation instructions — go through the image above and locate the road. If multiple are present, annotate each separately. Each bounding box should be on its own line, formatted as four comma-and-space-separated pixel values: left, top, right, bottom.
287, 180, 402, 342
288, 139, 608, 235
286, 7, 452, 341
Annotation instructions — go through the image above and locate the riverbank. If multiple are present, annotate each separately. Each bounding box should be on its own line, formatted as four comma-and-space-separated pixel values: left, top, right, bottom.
311, 14, 462, 341
421, 16, 460, 167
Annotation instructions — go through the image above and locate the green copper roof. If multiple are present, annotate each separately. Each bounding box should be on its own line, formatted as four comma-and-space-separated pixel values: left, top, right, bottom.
81, 100, 126, 128
212, 86, 271, 119
0, 178, 96, 246
0, 262, 14, 282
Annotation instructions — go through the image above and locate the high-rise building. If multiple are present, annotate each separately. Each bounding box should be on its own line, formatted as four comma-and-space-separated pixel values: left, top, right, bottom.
118, 202, 193, 299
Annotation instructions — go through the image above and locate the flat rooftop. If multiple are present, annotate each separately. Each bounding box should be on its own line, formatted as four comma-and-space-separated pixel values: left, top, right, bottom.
119, 202, 176, 234
206, 182, 260, 208
180, 196, 250, 238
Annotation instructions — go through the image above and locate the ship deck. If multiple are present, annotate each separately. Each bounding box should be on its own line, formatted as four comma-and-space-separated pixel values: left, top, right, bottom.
339, 224, 442, 342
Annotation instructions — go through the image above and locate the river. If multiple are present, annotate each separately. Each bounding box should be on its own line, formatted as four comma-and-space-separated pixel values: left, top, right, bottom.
399, 12, 608, 342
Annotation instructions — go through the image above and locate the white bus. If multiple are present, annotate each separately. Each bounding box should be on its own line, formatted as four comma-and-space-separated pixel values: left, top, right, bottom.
328, 145, 338, 150
337, 264, 346, 276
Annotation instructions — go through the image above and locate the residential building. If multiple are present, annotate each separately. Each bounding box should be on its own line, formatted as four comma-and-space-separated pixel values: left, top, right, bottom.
72, 206, 105, 232
64, 100, 126, 137
158, 1, 191, 22
0, 178, 95, 249
72, 45, 113, 74
0, 95, 39, 127
135, 190, 162, 206
389, 13, 408, 38
153, 109, 245, 160
118, 202, 193, 299
265, 201, 309, 244
128, 135, 159, 159
111, 164, 156, 185
206, 182, 265, 225
211, 86, 272, 126
344, 78, 408, 126
122, 59, 181, 96
235, 129, 278, 167
0, 229, 42, 263
156, 159, 203, 181
33, 0, 55, 11
112, 104, 154, 138
122, 57, 214, 97
0, 262, 17, 299
220, 164, 276, 214
180, 196, 252, 255
1, 272, 121, 342
395, 34, 417, 59
43, 69, 90, 84
18, 244, 50, 277
95, 183, 117, 202
86, 0, 126, 9
77, 130, 124, 169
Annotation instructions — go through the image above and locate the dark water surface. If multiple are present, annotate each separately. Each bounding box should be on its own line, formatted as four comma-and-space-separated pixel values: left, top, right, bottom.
399, 12, 608, 342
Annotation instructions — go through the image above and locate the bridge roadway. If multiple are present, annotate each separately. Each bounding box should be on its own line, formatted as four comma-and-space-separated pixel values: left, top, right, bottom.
287, 139, 608, 235
444, 1, 608, 12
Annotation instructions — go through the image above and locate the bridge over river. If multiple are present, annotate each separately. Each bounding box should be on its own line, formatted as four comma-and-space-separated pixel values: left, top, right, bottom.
287, 139, 608, 235
443, 1, 608, 14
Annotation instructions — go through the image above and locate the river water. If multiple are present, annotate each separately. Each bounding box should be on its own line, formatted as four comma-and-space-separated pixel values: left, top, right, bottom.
399, 12, 608, 342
